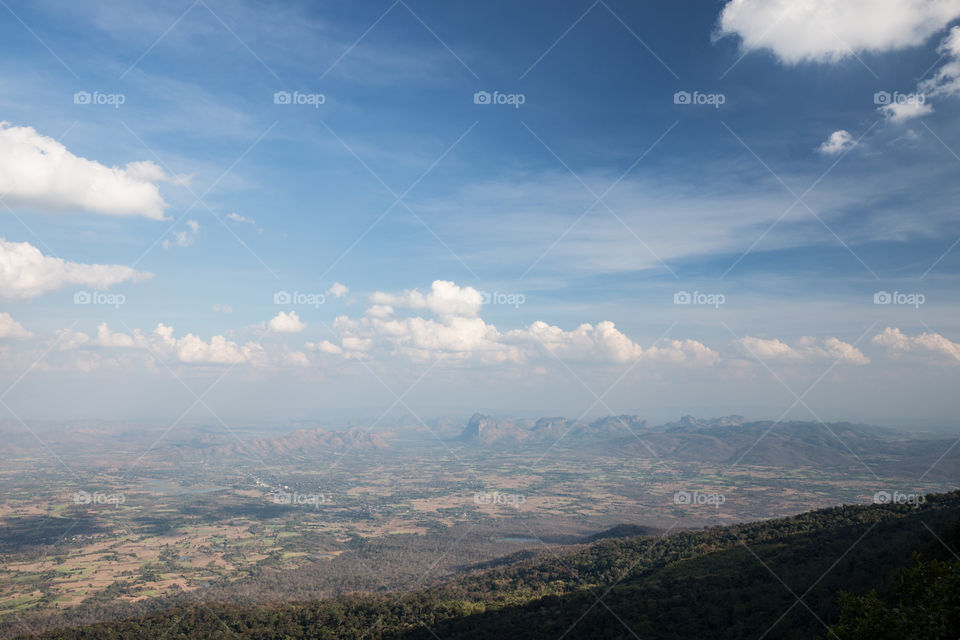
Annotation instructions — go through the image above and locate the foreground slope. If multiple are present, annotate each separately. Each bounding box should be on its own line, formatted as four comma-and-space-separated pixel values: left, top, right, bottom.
18, 491, 960, 639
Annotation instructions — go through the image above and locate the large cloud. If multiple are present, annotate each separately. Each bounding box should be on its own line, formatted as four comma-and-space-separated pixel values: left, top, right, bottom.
141, 323, 265, 365
872, 326, 960, 362
818, 130, 857, 155
0, 313, 31, 339
717, 0, 960, 64
0, 237, 152, 300
370, 280, 484, 318
736, 335, 869, 364
267, 311, 307, 334
326, 281, 719, 367
0, 122, 171, 219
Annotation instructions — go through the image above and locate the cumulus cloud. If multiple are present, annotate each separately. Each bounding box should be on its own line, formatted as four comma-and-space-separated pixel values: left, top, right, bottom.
162, 220, 199, 250
335, 313, 512, 363
0, 122, 170, 219
226, 212, 255, 224
283, 351, 310, 367
921, 26, 960, 98
306, 340, 344, 356
0, 313, 31, 339
818, 130, 857, 154
736, 335, 869, 364
370, 280, 484, 318
96, 323, 134, 347
509, 321, 719, 365
872, 326, 960, 362
512, 320, 643, 363
327, 282, 349, 299
54, 328, 91, 350
124, 160, 191, 186
717, 0, 960, 64
332, 281, 719, 367
141, 323, 265, 364
267, 311, 306, 333
0, 237, 152, 300
879, 100, 935, 122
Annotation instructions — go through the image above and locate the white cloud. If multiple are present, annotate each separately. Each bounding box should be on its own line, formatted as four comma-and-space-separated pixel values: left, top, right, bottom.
124, 160, 191, 186
717, 0, 960, 64
872, 326, 960, 362
54, 328, 91, 350
267, 311, 306, 333
818, 130, 857, 154
509, 321, 719, 366
511, 320, 643, 364
327, 282, 349, 299
0, 122, 170, 219
879, 100, 935, 122
0, 313, 31, 339
920, 25, 960, 98
0, 237, 152, 300
306, 340, 344, 356
162, 220, 199, 250
226, 212, 255, 224
283, 351, 310, 367
370, 280, 484, 318
337, 282, 719, 367
736, 335, 869, 364
140, 322, 265, 364
366, 304, 394, 319
96, 323, 134, 348
335, 313, 511, 363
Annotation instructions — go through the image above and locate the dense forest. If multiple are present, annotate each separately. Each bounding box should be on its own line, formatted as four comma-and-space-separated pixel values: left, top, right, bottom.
18, 491, 960, 639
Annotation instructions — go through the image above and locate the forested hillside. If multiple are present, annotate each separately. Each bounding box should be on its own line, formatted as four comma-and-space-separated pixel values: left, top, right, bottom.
19, 491, 960, 639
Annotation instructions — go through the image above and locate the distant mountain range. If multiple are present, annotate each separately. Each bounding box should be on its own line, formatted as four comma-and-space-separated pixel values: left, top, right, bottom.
458, 412, 651, 444
455, 412, 959, 478
193, 428, 389, 461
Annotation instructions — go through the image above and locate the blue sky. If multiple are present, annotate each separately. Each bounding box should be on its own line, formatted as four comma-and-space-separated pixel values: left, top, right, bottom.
2, 0, 960, 427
